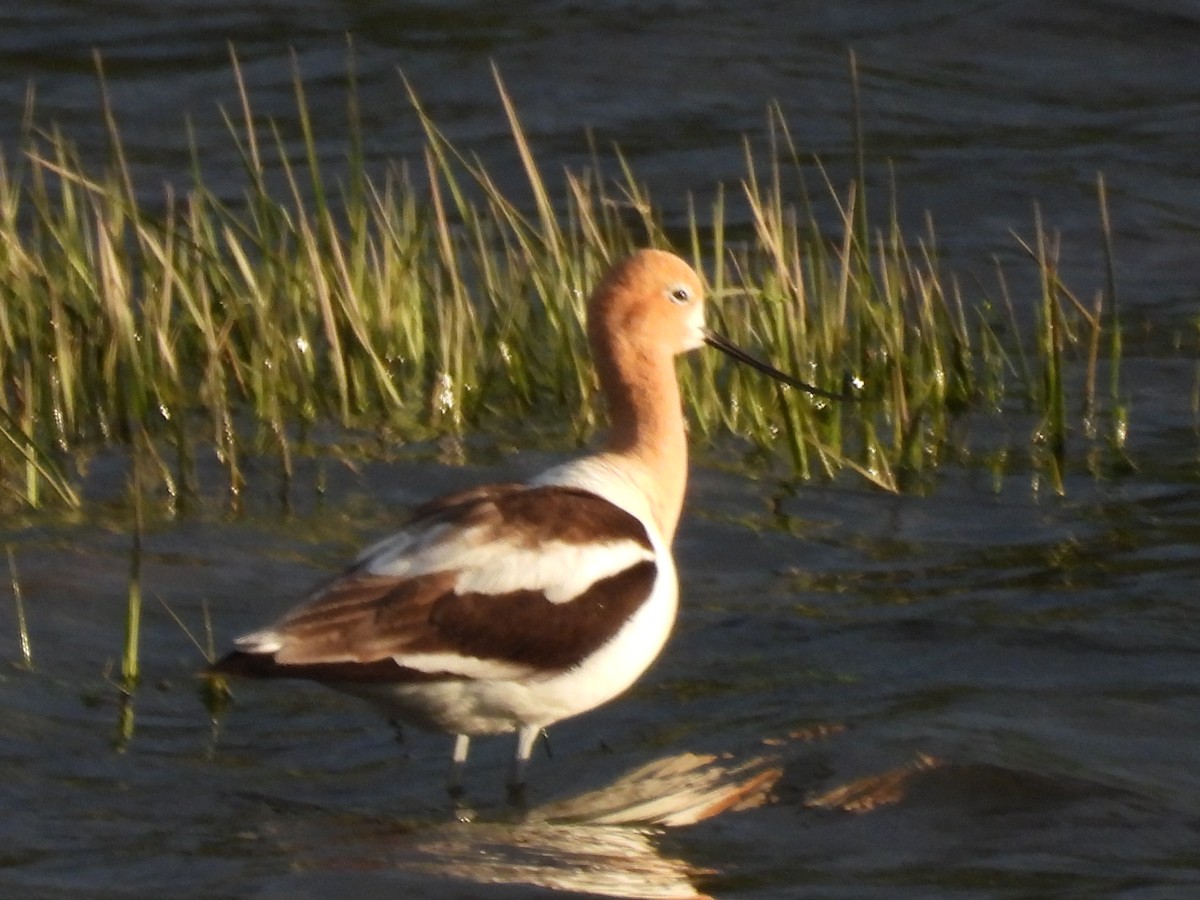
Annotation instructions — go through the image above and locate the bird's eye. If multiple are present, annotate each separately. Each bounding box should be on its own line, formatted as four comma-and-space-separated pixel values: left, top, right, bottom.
669, 286, 691, 305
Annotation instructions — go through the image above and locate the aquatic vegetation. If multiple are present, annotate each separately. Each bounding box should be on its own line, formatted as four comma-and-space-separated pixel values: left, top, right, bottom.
0, 54, 1128, 510
6, 546, 31, 669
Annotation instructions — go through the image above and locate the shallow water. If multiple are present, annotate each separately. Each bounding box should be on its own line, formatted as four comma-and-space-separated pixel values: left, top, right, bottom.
4, 434, 1200, 898
3, 1, 1200, 897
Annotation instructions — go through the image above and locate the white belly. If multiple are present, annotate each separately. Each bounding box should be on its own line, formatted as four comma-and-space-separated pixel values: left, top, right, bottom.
342, 548, 678, 735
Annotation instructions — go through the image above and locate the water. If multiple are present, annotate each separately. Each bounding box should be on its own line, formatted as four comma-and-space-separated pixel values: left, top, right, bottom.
7, 455, 1200, 897
3, 2, 1200, 897
2, 1, 1198, 315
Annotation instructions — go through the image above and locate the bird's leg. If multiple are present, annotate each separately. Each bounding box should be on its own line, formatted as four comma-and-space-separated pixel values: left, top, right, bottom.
506, 725, 543, 805
447, 733, 470, 799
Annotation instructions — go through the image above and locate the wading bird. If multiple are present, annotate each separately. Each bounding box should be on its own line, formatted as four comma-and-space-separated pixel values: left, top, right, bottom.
210, 248, 833, 796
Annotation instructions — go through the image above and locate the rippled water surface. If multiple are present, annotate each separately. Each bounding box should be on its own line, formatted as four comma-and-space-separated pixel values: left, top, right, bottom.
3, 2, 1200, 897
7, 452, 1200, 897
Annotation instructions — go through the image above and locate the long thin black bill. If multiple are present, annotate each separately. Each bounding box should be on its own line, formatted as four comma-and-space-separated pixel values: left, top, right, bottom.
703, 329, 855, 402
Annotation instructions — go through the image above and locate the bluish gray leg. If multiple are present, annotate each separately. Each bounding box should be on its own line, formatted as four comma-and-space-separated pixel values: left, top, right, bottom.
448, 734, 470, 797
507, 725, 542, 803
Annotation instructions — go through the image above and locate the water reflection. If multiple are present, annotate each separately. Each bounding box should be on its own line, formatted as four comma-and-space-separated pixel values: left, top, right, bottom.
806, 752, 942, 814
245, 750, 781, 899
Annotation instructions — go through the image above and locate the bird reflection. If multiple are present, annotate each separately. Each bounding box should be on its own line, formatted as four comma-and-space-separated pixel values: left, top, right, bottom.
244, 750, 782, 899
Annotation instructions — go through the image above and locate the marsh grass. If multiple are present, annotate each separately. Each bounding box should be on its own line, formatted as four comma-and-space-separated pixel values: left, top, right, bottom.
7, 545, 32, 669
0, 53, 1128, 510
111, 449, 145, 748
120, 452, 145, 691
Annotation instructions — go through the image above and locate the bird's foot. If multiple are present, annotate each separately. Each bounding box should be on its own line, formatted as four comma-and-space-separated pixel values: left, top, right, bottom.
505, 780, 529, 809
446, 779, 478, 821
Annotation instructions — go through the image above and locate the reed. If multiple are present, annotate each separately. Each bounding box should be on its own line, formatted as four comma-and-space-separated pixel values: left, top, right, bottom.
110, 449, 146, 749
120, 451, 145, 690
0, 53, 1128, 509
7, 546, 32, 669
1096, 173, 1132, 473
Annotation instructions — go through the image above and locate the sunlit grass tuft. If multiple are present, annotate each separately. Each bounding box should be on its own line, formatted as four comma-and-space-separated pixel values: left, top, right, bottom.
0, 52, 1128, 509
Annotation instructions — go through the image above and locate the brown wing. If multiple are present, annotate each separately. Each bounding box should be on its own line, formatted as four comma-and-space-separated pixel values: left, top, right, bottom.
210, 485, 658, 683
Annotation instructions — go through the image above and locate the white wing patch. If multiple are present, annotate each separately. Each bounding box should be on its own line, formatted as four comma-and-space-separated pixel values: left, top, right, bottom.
453, 537, 654, 604
363, 523, 655, 605
388, 652, 532, 680
232, 629, 283, 654
355, 521, 455, 567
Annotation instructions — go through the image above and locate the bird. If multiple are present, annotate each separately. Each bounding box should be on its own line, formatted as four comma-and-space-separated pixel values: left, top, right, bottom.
208, 248, 825, 797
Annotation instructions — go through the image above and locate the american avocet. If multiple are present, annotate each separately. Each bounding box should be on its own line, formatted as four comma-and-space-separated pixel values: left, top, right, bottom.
210, 248, 824, 795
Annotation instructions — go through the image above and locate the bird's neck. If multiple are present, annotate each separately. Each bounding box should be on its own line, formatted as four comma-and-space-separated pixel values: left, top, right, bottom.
594, 343, 689, 544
